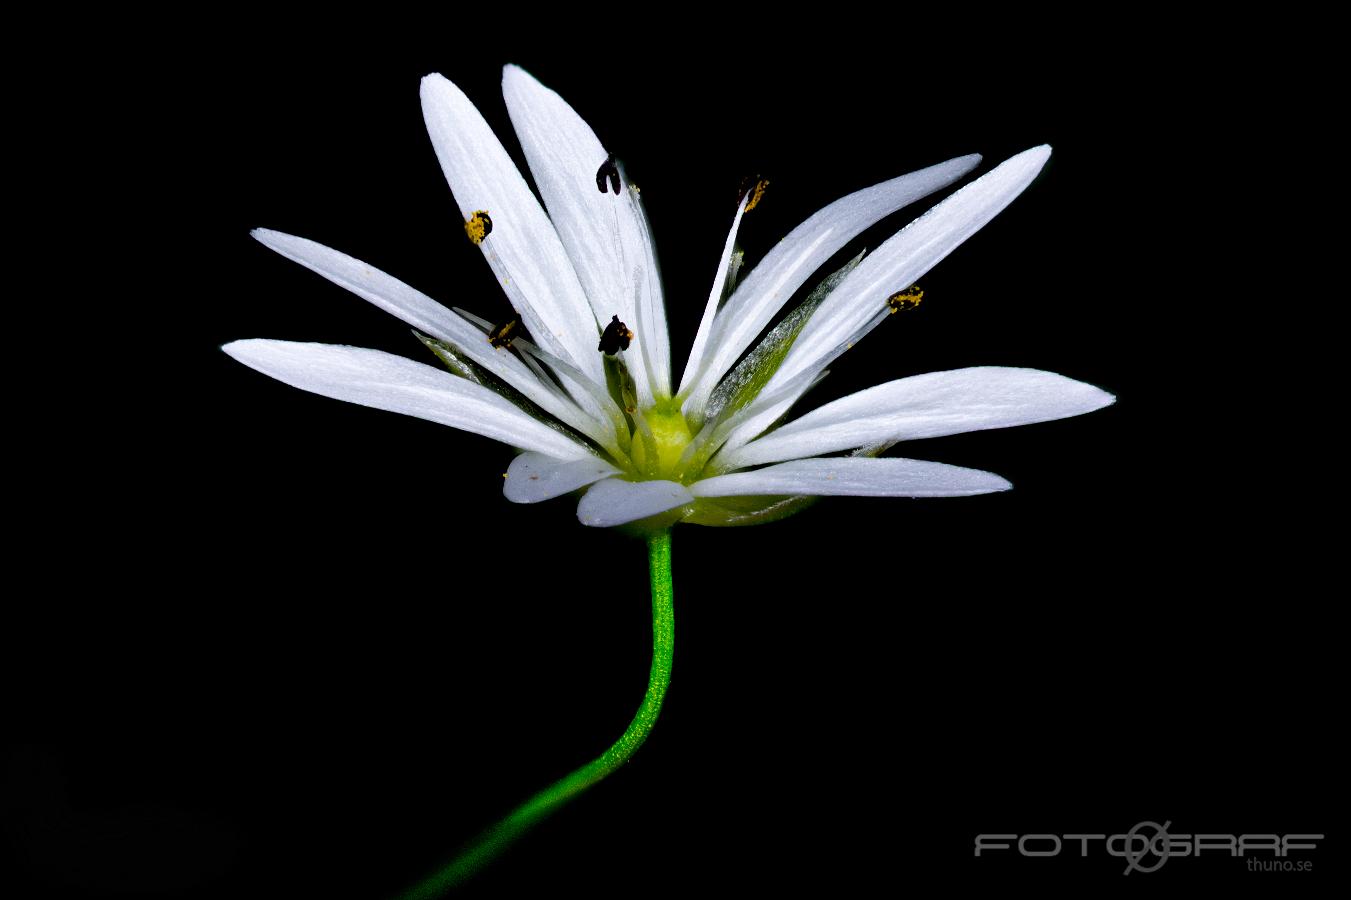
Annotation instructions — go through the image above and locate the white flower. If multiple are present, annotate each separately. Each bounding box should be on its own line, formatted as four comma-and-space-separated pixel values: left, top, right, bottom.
225, 66, 1114, 529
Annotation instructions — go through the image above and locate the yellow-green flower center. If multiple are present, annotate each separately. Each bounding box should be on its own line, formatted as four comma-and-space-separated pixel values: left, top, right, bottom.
630, 398, 694, 479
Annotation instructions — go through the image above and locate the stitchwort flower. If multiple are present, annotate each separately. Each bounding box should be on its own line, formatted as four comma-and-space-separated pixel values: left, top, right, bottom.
226, 67, 1113, 530
224, 67, 1113, 893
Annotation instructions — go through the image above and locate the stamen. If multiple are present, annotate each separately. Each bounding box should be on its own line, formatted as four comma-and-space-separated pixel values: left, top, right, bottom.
596, 154, 621, 195
738, 176, 770, 212
488, 318, 521, 349
600, 352, 637, 418
887, 285, 923, 314
464, 210, 493, 244
598, 314, 634, 355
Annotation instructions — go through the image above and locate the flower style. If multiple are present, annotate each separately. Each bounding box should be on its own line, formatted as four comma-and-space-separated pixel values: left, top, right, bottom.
225, 66, 1114, 530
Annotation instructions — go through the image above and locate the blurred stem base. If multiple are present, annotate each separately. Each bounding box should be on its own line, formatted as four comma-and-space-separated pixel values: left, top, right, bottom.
397, 529, 675, 899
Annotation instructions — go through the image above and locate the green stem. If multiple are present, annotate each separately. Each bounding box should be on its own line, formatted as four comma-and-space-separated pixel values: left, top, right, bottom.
397, 530, 675, 898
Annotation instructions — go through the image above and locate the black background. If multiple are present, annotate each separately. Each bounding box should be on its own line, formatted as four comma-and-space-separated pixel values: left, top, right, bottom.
5, 18, 1335, 898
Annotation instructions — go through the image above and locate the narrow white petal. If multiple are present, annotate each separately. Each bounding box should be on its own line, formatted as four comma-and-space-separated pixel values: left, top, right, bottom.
679, 153, 982, 416
691, 457, 1010, 498
508, 334, 632, 444
249, 229, 614, 446
252, 229, 469, 341
502, 66, 669, 402
625, 189, 671, 398
503, 451, 619, 503
768, 146, 1052, 393
706, 370, 828, 471
420, 74, 603, 383
576, 478, 694, 527
681, 196, 749, 402
721, 367, 1115, 469
710, 313, 879, 458
677, 360, 825, 475
223, 339, 592, 460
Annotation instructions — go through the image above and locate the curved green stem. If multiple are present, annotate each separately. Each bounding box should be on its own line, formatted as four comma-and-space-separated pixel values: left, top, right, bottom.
397, 530, 675, 898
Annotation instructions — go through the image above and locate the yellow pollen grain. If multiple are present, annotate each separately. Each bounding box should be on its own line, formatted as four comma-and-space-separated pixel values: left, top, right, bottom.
488, 318, 520, 349
744, 178, 769, 212
465, 210, 492, 244
887, 285, 923, 314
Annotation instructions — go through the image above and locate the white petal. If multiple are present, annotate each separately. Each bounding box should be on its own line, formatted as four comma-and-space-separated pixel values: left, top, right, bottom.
681, 195, 750, 403
706, 370, 827, 470
768, 146, 1052, 393
451, 305, 628, 443
719, 367, 1115, 469
691, 457, 1010, 498
678, 153, 982, 417
576, 478, 694, 527
420, 74, 603, 383
502, 66, 669, 402
506, 332, 632, 446
503, 451, 619, 503
624, 187, 670, 398
249, 229, 614, 447
711, 313, 880, 456
223, 339, 592, 460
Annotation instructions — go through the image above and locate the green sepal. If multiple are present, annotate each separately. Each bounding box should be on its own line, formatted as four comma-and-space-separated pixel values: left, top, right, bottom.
612, 502, 697, 538
851, 440, 898, 459
414, 330, 481, 383
682, 494, 819, 527
701, 249, 865, 427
